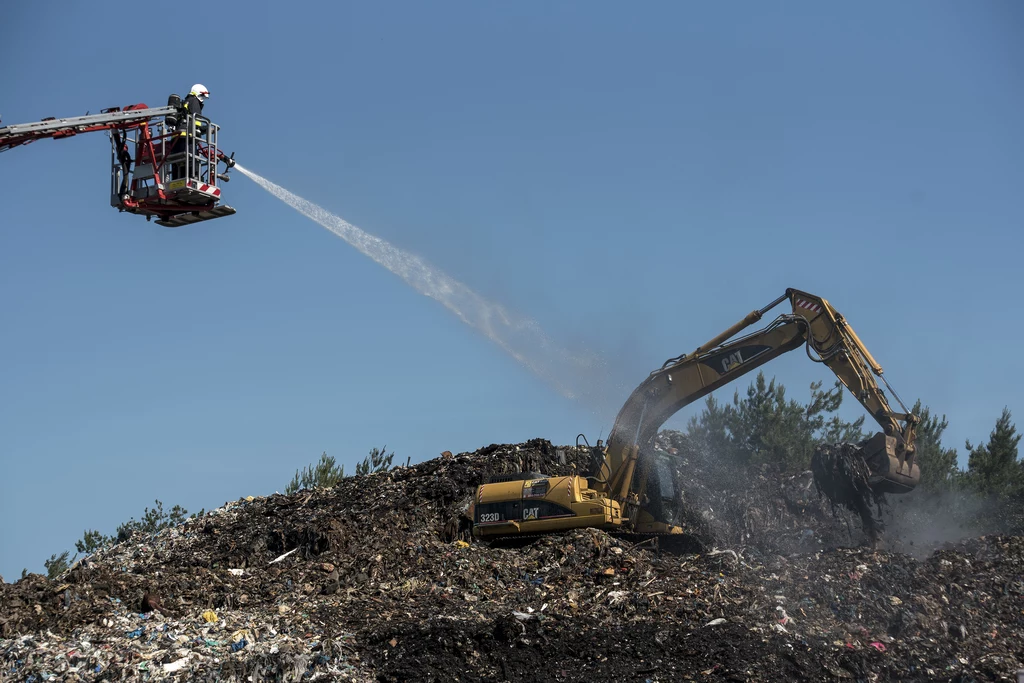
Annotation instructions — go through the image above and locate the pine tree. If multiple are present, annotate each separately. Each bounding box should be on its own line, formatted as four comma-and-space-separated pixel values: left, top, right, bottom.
726, 373, 866, 470
44, 551, 73, 580
355, 445, 395, 476
965, 407, 1021, 498
909, 399, 962, 492
683, 371, 866, 472
286, 445, 396, 495
682, 394, 732, 466
76, 529, 114, 555
814, 382, 867, 445
724, 372, 809, 469
286, 451, 346, 494
114, 500, 196, 543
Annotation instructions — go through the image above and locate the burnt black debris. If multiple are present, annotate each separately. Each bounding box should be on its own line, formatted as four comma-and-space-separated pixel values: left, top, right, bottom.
810, 441, 887, 545
2, 436, 1022, 682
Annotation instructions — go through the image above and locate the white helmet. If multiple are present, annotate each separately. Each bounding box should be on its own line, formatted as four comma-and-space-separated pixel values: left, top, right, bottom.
190, 84, 210, 101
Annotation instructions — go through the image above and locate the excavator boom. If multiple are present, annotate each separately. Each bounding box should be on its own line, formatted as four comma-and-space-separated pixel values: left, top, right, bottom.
470, 288, 921, 541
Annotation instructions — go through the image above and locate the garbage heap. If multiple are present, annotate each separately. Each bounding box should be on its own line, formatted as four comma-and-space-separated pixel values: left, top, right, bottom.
2, 437, 1023, 682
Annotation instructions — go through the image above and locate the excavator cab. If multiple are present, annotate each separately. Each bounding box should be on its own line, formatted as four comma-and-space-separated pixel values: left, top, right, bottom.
110, 96, 236, 228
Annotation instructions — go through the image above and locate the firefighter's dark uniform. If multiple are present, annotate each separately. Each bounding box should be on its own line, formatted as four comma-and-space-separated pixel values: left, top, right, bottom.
179, 93, 207, 136
170, 92, 208, 180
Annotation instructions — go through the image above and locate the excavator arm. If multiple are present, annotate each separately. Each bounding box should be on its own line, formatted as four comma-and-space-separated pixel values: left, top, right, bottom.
598, 288, 920, 530
470, 288, 920, 541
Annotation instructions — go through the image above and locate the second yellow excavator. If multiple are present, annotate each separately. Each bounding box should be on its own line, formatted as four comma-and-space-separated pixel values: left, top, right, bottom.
468, 287, 921, 541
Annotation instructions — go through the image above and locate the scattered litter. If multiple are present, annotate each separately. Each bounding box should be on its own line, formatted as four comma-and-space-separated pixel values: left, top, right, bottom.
269, 548, 298, 565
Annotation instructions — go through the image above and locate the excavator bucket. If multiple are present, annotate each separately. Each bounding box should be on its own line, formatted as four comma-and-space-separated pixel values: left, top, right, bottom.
809, 431, 922, 544
857, 431, 920, 494
808, 432, 921, 544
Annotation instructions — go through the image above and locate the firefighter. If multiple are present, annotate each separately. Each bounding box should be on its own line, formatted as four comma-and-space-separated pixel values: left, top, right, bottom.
180, 84, 210, 136
114, 129, 132, 198
170, 84, 210, 180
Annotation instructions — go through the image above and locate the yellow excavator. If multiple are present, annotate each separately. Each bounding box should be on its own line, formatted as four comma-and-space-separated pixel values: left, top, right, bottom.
468, 288, 921, 541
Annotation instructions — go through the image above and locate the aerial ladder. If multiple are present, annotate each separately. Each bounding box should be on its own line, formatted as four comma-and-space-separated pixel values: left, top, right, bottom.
0, 95, 237, 228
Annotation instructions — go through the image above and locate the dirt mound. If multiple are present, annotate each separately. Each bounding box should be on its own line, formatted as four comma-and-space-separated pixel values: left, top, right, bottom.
2, 437, 1022, 682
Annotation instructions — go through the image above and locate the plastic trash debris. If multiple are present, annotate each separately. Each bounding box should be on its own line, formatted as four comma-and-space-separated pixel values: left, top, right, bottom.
269, 548, 298, 564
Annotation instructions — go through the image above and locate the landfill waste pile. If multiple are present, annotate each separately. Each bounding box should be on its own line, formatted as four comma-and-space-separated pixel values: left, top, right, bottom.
3, 436, 1023, 682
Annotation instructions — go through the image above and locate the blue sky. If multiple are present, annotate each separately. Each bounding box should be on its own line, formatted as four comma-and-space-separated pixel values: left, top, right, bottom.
1, 1, 1021, 579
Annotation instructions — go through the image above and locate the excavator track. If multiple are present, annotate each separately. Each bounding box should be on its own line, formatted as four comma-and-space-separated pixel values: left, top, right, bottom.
609, 531, 707, 555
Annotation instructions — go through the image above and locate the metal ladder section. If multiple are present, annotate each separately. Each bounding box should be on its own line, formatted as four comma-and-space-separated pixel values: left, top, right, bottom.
0, 106, 176, 152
